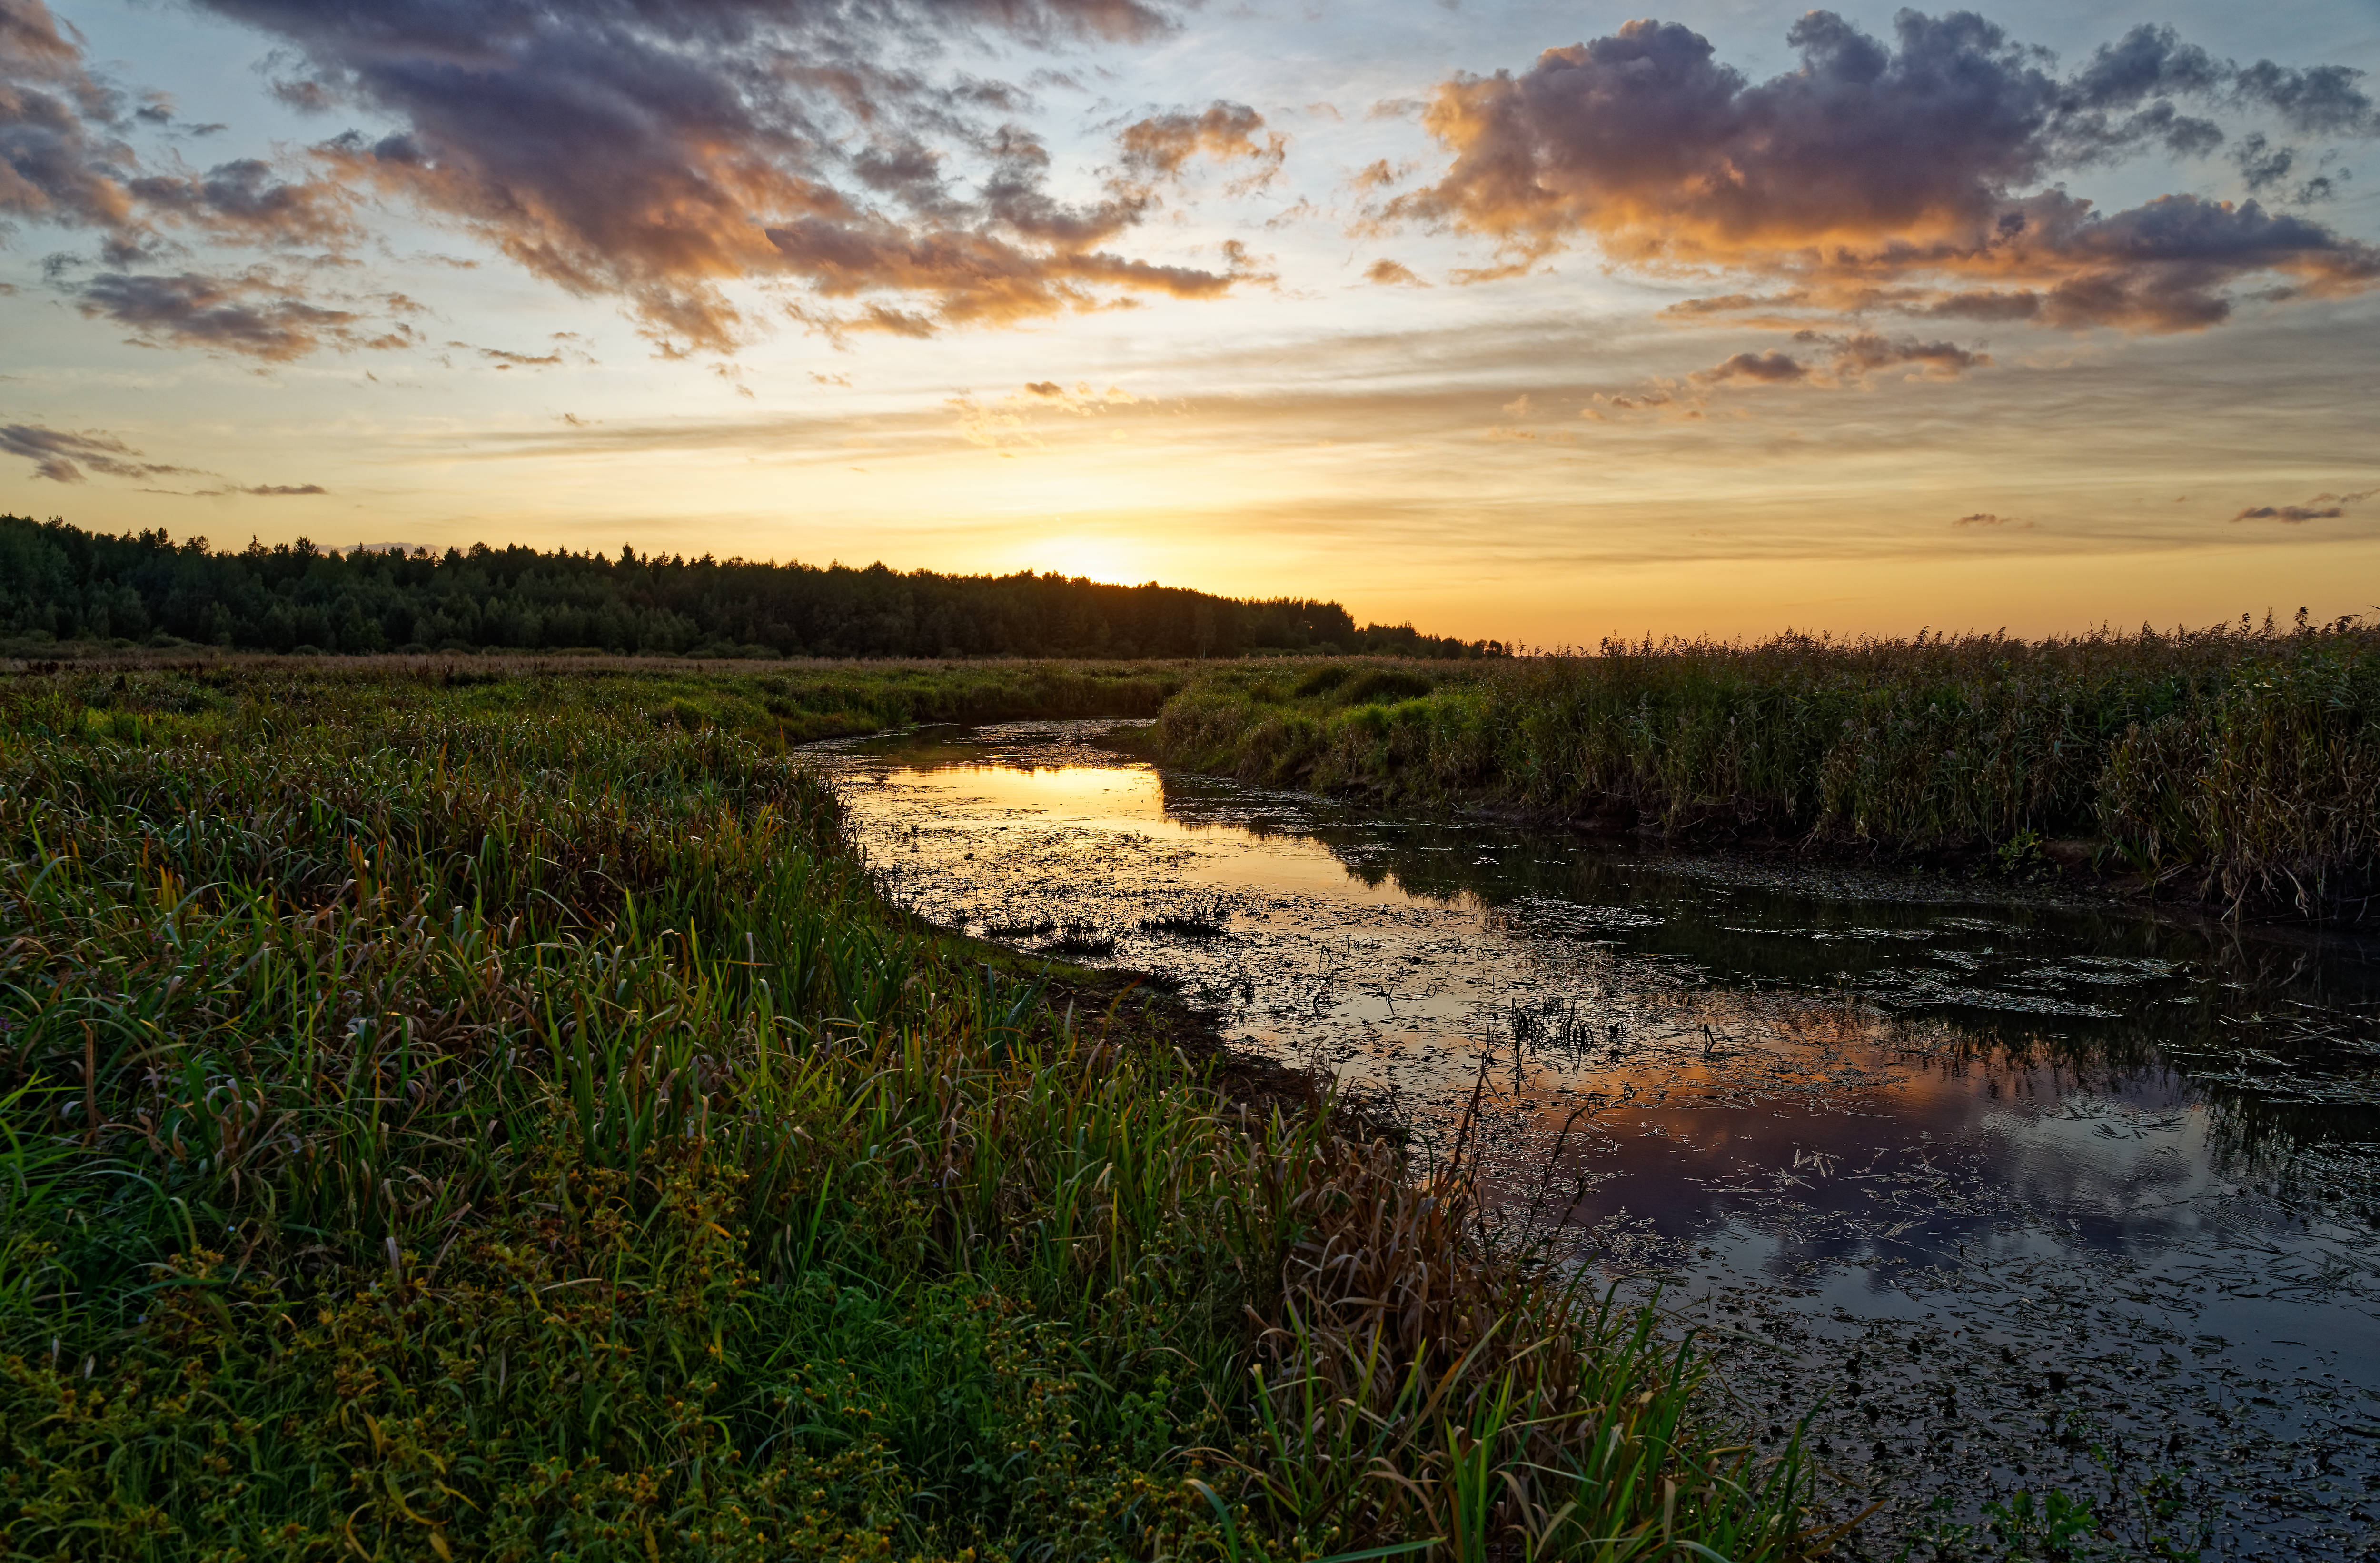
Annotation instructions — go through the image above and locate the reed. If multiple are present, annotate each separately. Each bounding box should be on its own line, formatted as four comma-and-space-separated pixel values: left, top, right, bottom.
0, 663, 1825, 1562
1151, 617, 2380, 915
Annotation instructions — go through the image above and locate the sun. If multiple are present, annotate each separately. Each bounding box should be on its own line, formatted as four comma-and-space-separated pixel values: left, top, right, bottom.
1030, 533, 1147, 586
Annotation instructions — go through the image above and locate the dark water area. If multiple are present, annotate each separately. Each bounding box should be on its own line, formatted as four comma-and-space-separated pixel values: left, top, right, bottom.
809, 720, 2380, 1557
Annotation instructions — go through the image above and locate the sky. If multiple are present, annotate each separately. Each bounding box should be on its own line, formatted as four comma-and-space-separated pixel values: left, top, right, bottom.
4, 0, 2378, 646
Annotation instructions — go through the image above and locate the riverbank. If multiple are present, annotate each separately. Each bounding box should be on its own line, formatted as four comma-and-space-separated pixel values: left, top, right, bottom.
0, 661, 1825, 1562
1146, 621, 2380, 919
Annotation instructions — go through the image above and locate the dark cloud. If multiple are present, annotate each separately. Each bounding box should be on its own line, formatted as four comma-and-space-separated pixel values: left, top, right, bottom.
1954, 511, 2031, 527
242, 482, 325, 495
2230, 132, 2343, 204
0, 421, 198, 482
1820, 331, 1989, 379
1589, 329, 1989, 416
1698, 350, 1805, 385
5, 0, 362, 282
1, 0, 145, 256
1389, 11, 2380, 334
183, 0, 1258, 350
268, 76, 334, 114
2232, 60, 2378, 137
77, 269, 413, 359
2231, 487, 2375, 523
1690, 332, 1987, 389
126, 156, 356, 247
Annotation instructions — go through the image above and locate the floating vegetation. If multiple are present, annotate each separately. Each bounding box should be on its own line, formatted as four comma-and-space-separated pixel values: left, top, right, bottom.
1042, 927, 1119, 957
1140, 895, 1233, 939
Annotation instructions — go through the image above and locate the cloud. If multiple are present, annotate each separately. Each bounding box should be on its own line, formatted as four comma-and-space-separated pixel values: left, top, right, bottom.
5, 1, 357, 268
268, 75, 334, 114
1113, 101, 1284, 196
186, 0, 1255, 352
1954, 511, 2032, 528
1, 0, 145, 255
1364, 257, 1427, 287
1813, 332, 1989, 380
1700, 332, 1986, 390
765, 217, 1253, 335
456, 337, 590, 369
242, 481, 325, 494
76, 269, 414, 359
1698, 350, 1805, 385
1659, 291, 1807, 320
2231, 486, 2376, 523
1587, 330, 1989, 416
1387, 11, 2380, 334
950, 378, 1139, 449
1021, 378, 1134, 411
125, 156, 357, 247
0, 420, 196, 482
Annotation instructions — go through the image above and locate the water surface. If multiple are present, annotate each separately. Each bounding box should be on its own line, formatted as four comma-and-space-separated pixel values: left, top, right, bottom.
811, 720, 2380, 1557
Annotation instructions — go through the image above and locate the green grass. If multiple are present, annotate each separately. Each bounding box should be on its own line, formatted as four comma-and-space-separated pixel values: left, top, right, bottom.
1150, 618, 2380, 915
0, 662, 1826, 1562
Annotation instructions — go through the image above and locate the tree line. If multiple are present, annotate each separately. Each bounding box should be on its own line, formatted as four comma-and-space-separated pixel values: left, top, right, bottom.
0, 516, 1508, 660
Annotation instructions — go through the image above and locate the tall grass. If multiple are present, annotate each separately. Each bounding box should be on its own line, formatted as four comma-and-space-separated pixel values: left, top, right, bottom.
1152, 618, 2380, 915
0, 663, 1825, 1562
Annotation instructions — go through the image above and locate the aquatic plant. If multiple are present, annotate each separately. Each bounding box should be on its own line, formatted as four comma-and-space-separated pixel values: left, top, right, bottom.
0, 662, 1825, 1560
1152, 617, 2380, 915
1141, 896, 1233, 940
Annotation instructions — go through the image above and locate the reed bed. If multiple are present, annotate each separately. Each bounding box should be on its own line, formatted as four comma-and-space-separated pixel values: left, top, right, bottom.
0, 663, 1825, 1562
1151, 618, 2380, 916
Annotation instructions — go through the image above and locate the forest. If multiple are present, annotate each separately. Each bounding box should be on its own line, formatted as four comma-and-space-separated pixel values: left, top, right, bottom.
0, 515, 1505, 660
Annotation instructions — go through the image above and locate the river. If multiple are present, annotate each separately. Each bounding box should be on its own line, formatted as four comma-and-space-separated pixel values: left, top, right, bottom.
808, 718, 2380, 1558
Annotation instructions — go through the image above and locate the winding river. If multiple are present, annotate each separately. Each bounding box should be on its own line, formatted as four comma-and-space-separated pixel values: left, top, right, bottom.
809, 718, 2380, 1558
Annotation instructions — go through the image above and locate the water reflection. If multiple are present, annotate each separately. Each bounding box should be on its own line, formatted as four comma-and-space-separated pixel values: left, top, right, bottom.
813, 719, 2380, 1551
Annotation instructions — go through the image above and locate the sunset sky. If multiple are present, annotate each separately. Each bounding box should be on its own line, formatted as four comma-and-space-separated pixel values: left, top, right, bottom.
4, 0, 2376, 645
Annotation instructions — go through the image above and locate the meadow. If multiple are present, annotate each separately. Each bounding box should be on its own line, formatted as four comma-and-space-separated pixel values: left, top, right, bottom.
1149, 617, 2380, 917
0, 660, 1823, 1563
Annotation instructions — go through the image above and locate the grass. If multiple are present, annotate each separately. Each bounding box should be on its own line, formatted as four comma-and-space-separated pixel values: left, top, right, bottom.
1150, 617, 2380, 916
0, 660, 1827, 1562
2, 651, 1190, 746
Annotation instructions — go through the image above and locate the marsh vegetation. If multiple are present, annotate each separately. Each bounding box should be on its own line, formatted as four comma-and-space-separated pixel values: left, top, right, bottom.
1152, 619, 2380, 916
0, 661, 1820, 1562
